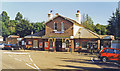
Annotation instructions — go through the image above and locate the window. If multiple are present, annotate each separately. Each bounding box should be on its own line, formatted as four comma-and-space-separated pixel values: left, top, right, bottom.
106, 49, 114, 53
61, 22, 64, 32
82, 41, 87, 48
28, 41, 32, 45
114, 50, 120, 54
45, 42, 48, 47
54, 22, 57, 31
76, 42, 79, 48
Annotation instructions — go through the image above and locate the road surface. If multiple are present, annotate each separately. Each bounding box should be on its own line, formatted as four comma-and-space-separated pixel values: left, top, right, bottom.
1, 50, 120, 71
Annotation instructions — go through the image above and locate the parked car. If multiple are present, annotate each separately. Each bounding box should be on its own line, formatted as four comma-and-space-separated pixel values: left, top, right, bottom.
3, 44, 20, 50
99, 48, 120, 62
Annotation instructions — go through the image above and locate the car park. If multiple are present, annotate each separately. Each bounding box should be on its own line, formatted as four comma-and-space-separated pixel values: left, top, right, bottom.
99, 48, 120, 63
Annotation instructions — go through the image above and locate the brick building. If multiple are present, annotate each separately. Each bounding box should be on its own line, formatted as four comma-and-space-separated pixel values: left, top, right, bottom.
24, 10, 114, 52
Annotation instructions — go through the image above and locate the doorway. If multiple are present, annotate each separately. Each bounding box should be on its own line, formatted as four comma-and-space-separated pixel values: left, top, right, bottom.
33, 40, 38, 48
55, 40, 62, 51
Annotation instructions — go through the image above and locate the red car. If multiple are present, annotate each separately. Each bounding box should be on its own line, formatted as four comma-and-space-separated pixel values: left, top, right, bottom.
99, 48, 120, 62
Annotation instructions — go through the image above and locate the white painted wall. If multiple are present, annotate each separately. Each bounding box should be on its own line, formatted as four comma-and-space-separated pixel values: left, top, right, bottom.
73, 24, 82, 36
118, 1, 120, 11
0, 38, 3, 41
111, 40, 120, 49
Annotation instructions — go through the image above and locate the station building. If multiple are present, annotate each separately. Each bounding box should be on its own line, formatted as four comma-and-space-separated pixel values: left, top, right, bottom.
24, 10, 114, 52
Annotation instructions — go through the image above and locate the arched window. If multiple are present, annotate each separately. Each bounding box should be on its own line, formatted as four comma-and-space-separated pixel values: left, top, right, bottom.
66, 40, 69, 48
49, 39, 53, 48
54, 22, 57, 30
61, 22, 64, 32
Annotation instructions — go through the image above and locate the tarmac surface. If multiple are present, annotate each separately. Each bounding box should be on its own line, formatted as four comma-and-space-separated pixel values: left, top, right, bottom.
1, 50, 120, 71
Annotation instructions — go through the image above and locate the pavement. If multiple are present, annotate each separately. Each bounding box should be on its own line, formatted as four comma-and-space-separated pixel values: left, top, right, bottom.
1, 50, 120, 71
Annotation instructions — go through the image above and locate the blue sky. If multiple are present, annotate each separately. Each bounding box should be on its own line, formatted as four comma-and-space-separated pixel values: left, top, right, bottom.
1, 2, 118, 25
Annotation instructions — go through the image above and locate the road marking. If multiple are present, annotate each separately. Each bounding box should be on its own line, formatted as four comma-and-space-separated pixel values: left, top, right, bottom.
33, 63, 41, 71
114, 63, 120, 67
3, 52, 29, 54
28, 55, 41, 71
91, 58, 94, 62
30, 58, 33, 62
26, 63, 37, 69
8, 54, 12, 57
14, 58, 22, 62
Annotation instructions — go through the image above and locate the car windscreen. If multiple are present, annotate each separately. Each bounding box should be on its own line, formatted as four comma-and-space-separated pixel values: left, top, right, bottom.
106, 49, 114, 53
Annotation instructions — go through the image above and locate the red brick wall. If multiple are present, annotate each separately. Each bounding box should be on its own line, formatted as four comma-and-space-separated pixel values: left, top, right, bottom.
45, 16, 73, 37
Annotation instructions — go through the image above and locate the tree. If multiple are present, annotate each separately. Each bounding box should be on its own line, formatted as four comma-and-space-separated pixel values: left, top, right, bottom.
15, 12, 23, 23
15, 19, 32, 37
0, 11, 10, 22
107, 9, 120, 39
95, 24, 107, 35
82, 14, 95, 32
33, 22, 45, 33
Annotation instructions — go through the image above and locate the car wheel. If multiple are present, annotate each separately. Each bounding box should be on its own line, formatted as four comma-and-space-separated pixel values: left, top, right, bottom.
102, 57, 107, 62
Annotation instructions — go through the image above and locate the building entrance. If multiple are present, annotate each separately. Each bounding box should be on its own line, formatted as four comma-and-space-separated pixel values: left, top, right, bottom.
55, 40, 62, 51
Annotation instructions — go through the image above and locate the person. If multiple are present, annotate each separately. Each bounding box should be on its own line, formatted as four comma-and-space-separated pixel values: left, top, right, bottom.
78, 47, 81, 54
101, 45, 104, 51
90, 45, 93, 54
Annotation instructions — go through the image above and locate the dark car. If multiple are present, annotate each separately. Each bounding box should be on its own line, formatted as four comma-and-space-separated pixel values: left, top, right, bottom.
3, 44, 20, 50
99, 48, 120, 62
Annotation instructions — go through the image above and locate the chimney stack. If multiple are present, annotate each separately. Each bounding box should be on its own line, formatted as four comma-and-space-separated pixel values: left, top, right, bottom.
76, 10, 81, 24
48, 10, 53, 20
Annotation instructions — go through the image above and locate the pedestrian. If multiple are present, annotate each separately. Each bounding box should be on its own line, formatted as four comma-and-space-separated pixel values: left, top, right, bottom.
78, 47, 81, 54
101, 45, 104, 51
90, 45, 93, 54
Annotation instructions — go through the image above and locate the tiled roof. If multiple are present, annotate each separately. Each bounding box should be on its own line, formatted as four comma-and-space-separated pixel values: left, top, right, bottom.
8, 35, 19, 38
74, 28, 100, 39
24, 30, 45, 38
44, 14, 83, 27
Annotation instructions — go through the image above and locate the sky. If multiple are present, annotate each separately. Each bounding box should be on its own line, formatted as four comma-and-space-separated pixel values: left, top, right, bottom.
1, 2, 118, 25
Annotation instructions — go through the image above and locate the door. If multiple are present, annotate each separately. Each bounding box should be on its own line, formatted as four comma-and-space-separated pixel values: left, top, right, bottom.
33, 40, 38, 48
55, 40, 62, 51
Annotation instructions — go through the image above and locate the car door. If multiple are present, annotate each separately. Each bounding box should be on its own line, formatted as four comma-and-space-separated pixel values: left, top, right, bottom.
106, 49, 115, 60
114, 49, 120, 61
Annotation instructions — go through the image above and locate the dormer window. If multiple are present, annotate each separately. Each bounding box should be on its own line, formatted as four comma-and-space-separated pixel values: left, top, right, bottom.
61, 22, 64, 32
54, 22, 57, 31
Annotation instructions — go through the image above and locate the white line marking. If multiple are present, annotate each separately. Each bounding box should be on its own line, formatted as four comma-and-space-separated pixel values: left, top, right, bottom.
8, 54, 12, 57
33, 63, 41, 71
29, 55, 31, 58
114, 63, 120, 67
28, 55, 41, 71
4, 52, 29, 54
14, 58, 22, 62
30, 58, 33, 62
26, 63, 37, 69
91, 58, 94, 62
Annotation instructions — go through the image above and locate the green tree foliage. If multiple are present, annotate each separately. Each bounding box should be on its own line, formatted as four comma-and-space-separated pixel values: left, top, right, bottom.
82, 14, 95, 32
0, 11, 45, 38
15, 12, 23, 22
15, 19, 32, 37
95, 24, 107, 35
33, 22, 45, 33
82, 14, 107, 35
107, 9, 120, 39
